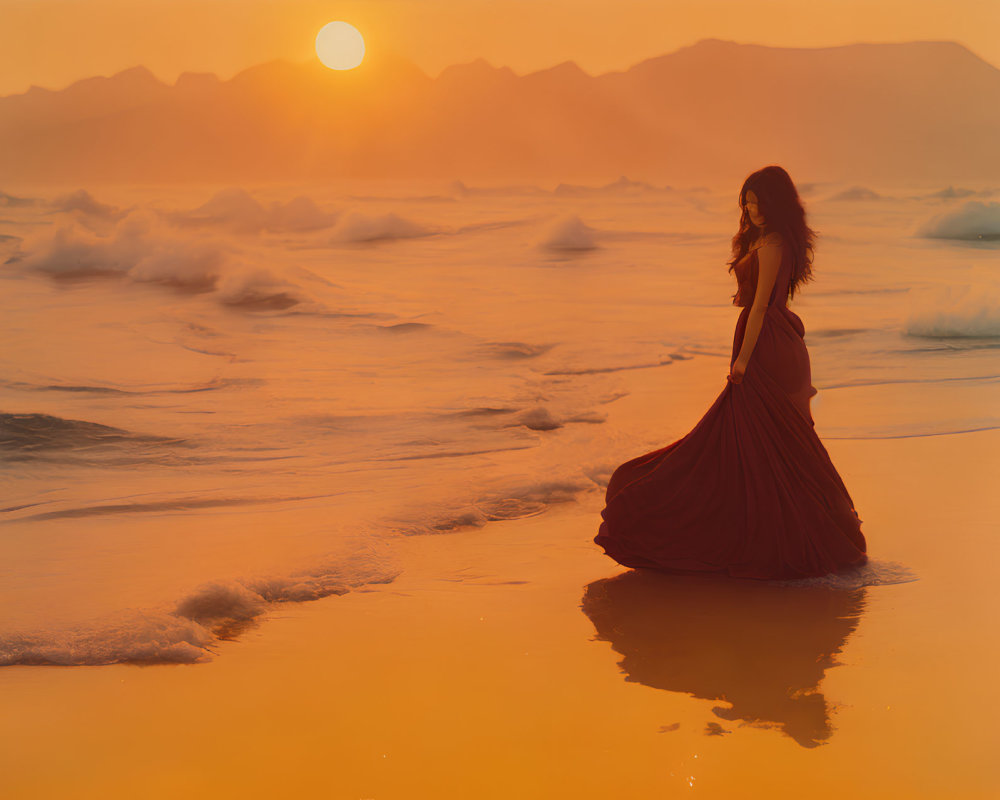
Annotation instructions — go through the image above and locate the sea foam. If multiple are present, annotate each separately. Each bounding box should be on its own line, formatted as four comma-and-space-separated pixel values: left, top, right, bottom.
916, 200, 1000, 241
904, 285, 1000, 338
14, 209, 309, 309
164, 187, 338, 234
329, 210, 434, 242
766, 558, 918, 590
538, 214, 599, 250
0, 536, 401, 666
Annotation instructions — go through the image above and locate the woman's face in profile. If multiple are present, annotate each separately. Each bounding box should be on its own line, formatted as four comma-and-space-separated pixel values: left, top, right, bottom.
744, 190, 765, 228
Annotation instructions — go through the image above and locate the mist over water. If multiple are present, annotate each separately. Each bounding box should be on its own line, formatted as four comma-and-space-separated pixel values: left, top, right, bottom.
1, 178, 996, 664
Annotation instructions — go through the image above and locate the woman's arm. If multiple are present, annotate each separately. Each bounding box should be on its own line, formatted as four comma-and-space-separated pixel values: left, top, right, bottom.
730, 234, 783, 381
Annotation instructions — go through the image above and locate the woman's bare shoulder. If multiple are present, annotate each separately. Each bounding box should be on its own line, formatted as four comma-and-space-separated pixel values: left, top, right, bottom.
749, 232, 784, 251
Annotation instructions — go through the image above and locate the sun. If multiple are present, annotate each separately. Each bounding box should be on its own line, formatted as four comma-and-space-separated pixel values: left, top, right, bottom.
315, 21, 365, 70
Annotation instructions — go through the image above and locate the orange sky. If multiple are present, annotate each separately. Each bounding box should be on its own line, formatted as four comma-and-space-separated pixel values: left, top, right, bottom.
2, 0, 999, 96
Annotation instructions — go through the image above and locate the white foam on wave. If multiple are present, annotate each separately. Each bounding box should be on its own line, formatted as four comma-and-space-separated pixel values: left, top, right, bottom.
329, 210, 434, 243
766, 558, 918, 589
904, 285, 1000, 338
923, 186, 997, 201
512, 405, 608, 431
47, 188, 129, 222
538, 214, 598, 251
916, 200, 1000, 240
0, 610, 216, 666
266, 195, 338, 232
14, 208, 311, 310
215, 268, 302, 310
126, 234, 229, 292
448, 180, 548, 198
390, 477, 597, 535
17, 214, 150, 278
552, 176, 673, 197
0, 536, 401, 666
175, 187, 265, 234
826, 186, 884, 202
165, 187, 338, 234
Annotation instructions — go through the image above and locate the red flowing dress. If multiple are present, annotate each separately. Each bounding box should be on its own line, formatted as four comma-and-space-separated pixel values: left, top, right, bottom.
594, 239, 868, 580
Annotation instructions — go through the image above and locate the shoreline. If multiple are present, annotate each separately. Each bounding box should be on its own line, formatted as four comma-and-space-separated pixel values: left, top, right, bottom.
2, 428, 997, 797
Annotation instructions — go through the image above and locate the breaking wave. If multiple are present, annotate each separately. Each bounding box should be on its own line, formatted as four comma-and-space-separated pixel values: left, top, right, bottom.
538, 214, 599, 251
12, 208, 310, 310
552, 176, 673, 196
827, 186, 884, 201
388, 477, 597, 535
330, 210, 434, 243
0, 536, 401, 666
163, 187, 338, 234
47, 188, 129, 221
915, 200, 1000, 241
904, 286, 1000, 338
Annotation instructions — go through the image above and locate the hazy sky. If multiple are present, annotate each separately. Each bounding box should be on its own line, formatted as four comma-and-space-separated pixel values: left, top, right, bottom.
2, 0, 999, 96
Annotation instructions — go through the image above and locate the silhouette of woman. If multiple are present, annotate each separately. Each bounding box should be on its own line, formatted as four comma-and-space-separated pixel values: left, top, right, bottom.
594, 166, 868, 580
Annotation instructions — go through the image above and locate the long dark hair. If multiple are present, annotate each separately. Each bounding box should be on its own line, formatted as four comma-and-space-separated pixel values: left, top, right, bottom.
727, 165, 817, 303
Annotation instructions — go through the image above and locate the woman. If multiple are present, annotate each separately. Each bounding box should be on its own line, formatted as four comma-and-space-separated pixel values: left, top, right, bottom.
594, 165, 868, 580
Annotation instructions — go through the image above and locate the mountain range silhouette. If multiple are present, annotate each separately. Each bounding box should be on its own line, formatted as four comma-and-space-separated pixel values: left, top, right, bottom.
2, 38, 997, 185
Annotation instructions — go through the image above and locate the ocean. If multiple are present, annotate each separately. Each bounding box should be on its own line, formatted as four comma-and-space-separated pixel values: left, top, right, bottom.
1, 177, 997, 665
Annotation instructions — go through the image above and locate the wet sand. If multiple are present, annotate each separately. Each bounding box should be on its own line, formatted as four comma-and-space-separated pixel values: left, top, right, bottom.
2, 355, 997, 798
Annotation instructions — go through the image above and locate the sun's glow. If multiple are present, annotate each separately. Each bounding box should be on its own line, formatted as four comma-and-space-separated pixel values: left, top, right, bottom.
315, 21, 365, 70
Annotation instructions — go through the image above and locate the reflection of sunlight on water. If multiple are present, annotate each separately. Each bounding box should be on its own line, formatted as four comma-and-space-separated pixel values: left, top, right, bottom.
582, 569, 870, 748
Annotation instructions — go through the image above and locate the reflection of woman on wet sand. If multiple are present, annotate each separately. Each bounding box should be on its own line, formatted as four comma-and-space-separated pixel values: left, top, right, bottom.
581, 570, 867, 747
595, 165, 867, 580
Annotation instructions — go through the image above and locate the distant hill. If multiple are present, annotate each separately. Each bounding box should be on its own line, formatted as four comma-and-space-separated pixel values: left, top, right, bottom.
1, 38, 998, 185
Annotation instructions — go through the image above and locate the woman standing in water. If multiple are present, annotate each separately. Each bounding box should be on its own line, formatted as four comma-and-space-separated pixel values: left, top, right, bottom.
594, 165, 868, 580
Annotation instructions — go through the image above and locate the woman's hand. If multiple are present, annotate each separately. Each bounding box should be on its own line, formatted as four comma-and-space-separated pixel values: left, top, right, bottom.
728, 358, 747, 384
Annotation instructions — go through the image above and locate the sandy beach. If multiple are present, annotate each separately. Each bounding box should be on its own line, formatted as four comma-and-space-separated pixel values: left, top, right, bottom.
2, 344, 998, 798
4, 11, 1000, 795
